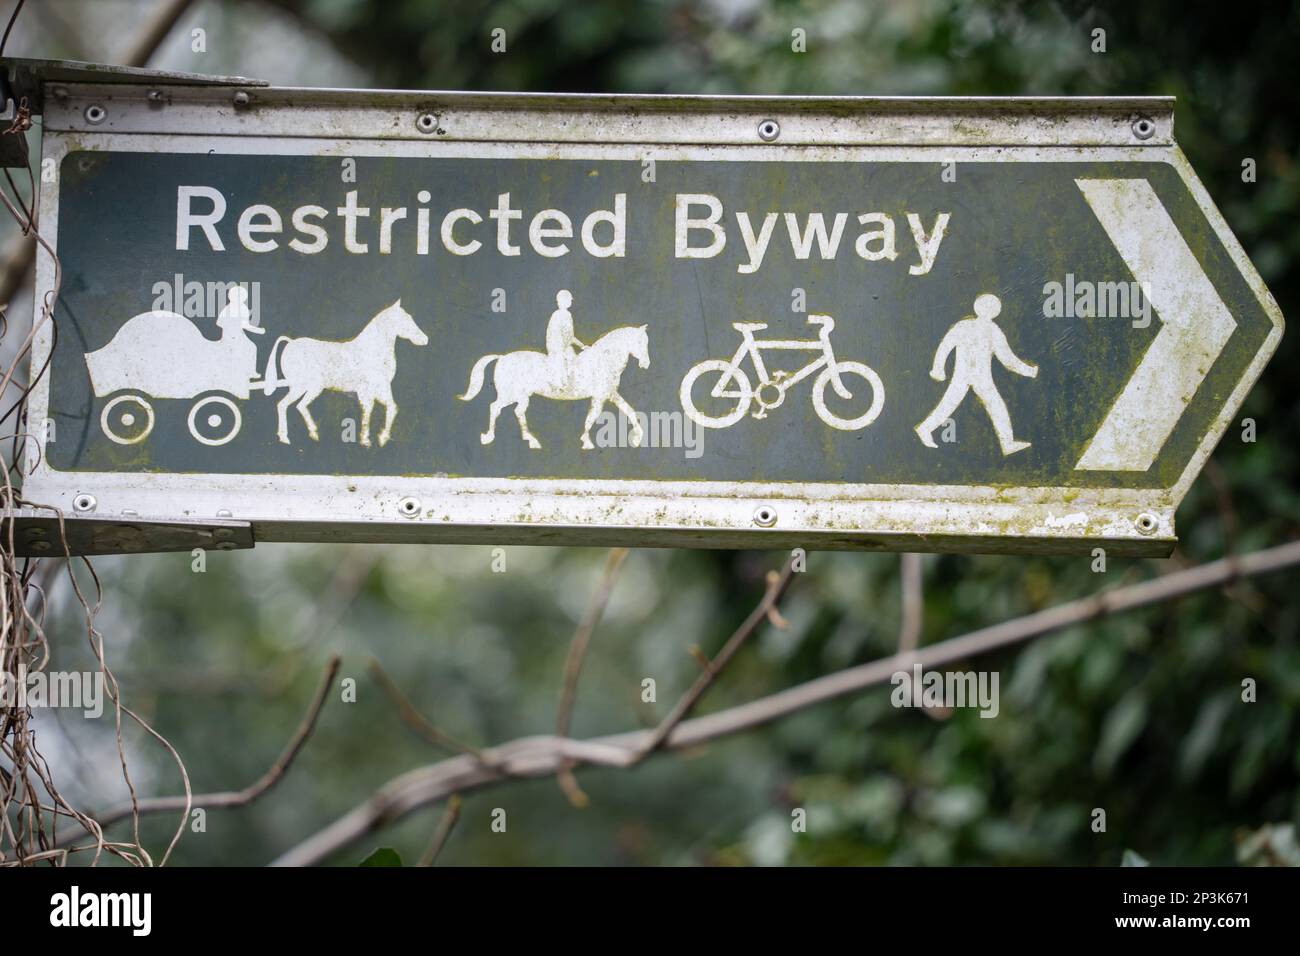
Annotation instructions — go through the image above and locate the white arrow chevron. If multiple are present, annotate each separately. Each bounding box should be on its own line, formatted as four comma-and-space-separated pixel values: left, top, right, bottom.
1073, 178, 1236, 472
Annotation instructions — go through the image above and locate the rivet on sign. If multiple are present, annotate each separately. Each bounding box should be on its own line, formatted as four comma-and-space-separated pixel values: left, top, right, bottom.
753, 505, 778, 527
416, 112, 439, 135
399, 496, 422, 517
232, 91, 251, 108
1131, 117, 1155, 141
216, 541, 238, 551
73, 494, 97, 513
1135, 512, 1158, 534
146, 89, 164, 103
757, 119, 781, 142
83, 104, 106, 125
213, 528, 235, 539
31, 541, 51, 552
25, 527, 46, 538
216, 509, 233, 518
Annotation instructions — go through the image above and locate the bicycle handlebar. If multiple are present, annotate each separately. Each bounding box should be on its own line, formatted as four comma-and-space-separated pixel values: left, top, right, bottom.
807, 313, 835, 331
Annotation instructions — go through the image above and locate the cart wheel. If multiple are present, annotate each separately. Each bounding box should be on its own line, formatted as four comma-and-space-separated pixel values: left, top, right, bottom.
101, 394, 155, 445
187, 396, 242, 446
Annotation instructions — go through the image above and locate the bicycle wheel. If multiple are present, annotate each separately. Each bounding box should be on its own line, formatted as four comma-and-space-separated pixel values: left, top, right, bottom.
680, 360, 753, 429
812, 361, 884, 430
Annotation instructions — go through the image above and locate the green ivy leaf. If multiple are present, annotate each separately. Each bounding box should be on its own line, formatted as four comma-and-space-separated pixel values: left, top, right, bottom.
1121, 849, 1150, 867
359, 847, 403, 867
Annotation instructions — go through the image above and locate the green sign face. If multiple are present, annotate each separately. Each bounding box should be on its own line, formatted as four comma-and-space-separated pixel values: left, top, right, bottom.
21, 91, 1283, 555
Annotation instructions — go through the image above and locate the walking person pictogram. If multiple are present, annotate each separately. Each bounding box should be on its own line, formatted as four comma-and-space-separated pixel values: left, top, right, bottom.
915, 293, 1038, 455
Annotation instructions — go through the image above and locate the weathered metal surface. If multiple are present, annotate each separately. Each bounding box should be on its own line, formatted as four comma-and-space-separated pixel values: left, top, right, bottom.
16, 80, 1283, 556
1, 58, 267, 167
4, 508, 252, 557
1, 57, 267, 111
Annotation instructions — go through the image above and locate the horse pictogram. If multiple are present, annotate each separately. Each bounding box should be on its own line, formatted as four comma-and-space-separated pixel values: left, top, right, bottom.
263, 300, 428, 447
459, 290, 650, 450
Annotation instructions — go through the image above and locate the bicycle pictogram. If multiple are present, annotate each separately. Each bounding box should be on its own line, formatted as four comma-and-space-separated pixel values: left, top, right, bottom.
679, 314, 885, 430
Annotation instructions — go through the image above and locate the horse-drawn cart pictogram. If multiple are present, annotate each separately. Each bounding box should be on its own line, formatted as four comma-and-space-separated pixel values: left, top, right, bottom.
85, 294, 267, 447
84, 291, 428, 449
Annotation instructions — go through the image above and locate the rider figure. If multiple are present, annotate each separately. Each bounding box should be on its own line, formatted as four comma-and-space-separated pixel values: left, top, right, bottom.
545, 289, 587, 393
215, 286, 264, 396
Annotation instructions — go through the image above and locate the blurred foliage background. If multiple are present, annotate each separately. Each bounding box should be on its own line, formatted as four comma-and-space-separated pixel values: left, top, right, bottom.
5, 0, 1299, 865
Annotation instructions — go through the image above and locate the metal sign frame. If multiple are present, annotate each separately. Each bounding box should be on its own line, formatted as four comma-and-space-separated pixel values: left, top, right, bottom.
16, 80, 1284, 556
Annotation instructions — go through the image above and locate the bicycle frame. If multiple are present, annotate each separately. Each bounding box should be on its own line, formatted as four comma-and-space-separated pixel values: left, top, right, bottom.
714, 325, 846, 397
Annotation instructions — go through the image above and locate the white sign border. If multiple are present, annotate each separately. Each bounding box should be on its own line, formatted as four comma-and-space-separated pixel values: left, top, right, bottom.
20, 96, 1284, 555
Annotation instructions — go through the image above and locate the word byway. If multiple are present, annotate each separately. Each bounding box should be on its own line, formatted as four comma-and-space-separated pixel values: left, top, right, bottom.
674, 194, 951, 275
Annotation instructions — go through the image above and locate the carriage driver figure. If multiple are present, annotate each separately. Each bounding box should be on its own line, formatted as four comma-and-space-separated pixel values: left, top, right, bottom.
215, 286, 266, 395
546, 289, 588, 394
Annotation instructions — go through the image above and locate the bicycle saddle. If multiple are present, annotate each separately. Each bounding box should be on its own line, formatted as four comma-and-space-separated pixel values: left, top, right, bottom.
733, 322, 769, 332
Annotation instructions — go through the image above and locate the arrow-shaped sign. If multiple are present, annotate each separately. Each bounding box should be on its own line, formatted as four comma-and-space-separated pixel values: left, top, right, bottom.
1074, 178, 1238, 471
17, 89, 1285, 556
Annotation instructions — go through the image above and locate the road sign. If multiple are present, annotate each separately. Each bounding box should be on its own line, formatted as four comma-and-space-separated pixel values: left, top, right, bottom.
14, 79, 1284, 556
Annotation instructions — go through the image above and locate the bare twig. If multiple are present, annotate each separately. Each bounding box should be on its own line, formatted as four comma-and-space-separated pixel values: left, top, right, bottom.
0, 233, 32, 313
556, 547, 628, 807
687, 645, 712, 670
269, 538, 1300, 866
898, 553, 923, 653
0, 0, 199, 310
119, 0, 198, 67
0, 2, 25, 58
0, 0, 204, 870
416, 795, 461, 867
896, 552, 948, 719
58, 655, 340, 845
368, 658, 484, 760
635, 560, 796, 759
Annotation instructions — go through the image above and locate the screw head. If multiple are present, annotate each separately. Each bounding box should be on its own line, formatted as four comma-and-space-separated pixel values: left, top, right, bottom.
31, 541, 51, 552
757, 118, 780, 142
146, 89, 163, 103
1131, 116, 1155, 140
753, 505, 778, 527
1135, 512, 1159, 534
232, 90, 251, 108
416, 112, 439, 134
216, 541, 238, 551
399, 496, 422, 517
73, 493, 97, 513
83, 104, 106, 125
